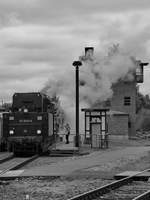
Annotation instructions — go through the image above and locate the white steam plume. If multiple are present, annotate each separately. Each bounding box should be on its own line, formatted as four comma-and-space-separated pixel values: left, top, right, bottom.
41, 68, 76, 128
41, 44, 138, 133
79, 44, 137, 105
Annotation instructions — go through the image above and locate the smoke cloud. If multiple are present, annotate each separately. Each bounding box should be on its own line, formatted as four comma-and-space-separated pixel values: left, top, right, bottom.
41, 44, 139, 134
41, 68, 75, 127
79, 45, 137, 106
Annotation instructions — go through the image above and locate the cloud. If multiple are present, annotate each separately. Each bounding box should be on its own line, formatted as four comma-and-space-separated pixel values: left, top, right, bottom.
0, 0, 150, 26
0, 0, 150, 103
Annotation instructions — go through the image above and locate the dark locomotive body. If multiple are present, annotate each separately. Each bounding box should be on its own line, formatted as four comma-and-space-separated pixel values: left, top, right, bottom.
3, 92, 56, 155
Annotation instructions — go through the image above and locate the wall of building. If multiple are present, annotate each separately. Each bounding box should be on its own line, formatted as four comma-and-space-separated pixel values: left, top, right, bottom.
108, 115, 129, 138
110, 81, 137, 137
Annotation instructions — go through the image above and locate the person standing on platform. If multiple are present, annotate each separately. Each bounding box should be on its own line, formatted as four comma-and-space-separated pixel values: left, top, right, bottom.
65, 123, 71, 144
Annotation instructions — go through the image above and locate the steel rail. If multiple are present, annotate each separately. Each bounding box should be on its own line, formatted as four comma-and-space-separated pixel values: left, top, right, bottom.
0, 154, 39, 176
67, 168, 150, 200
132, 190, 150, 200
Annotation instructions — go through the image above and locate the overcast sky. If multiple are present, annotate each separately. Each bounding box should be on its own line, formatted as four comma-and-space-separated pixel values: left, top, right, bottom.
0, 0, 150, 102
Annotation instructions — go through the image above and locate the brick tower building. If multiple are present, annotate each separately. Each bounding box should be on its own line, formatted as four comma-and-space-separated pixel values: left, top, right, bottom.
110, 81, 137, 138
109, 61, 148, 138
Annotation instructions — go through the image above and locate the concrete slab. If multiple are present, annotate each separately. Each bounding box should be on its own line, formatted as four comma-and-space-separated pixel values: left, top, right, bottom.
114, 170, 150, 181
0, 170, 24, 177
0, 153, 9, 159
0, 153, 13, 161
115, 171, 141, 177
0, 170, 60, 180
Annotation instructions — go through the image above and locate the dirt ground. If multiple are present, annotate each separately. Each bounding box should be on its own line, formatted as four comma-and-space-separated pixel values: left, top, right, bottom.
1, 139, 150, 200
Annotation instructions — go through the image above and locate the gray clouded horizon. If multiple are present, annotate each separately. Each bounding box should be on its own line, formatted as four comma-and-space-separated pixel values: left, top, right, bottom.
0, 0, 150, 103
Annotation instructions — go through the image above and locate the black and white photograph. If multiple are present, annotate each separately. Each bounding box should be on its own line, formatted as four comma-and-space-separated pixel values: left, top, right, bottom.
1, 0, 150, 199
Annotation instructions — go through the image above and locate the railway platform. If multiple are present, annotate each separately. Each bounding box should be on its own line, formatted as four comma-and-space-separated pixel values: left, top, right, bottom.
1, 146, 150, 180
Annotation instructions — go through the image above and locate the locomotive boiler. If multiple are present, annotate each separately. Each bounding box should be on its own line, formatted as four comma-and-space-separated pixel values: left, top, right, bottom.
2, 92, 57, 155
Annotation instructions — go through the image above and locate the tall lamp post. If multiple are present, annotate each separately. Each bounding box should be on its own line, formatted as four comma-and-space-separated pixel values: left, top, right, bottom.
72, 60, 82, 147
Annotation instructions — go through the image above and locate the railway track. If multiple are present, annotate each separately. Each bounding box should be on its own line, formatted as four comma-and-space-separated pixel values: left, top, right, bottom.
0, 155, 39, 177
68, 169, 150, 200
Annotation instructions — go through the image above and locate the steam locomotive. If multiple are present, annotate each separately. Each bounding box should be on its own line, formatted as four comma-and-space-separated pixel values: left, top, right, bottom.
2, 92, 57, 155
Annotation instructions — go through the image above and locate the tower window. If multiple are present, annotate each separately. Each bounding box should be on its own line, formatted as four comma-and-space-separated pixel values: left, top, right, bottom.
124, 97, 131, 106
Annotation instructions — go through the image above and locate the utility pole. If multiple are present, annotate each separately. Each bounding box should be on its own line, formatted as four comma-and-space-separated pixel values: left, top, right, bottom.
72, 60, 82, 147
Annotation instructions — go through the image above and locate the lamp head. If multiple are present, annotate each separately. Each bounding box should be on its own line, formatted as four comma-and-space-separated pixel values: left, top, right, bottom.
72, 61, 82, 67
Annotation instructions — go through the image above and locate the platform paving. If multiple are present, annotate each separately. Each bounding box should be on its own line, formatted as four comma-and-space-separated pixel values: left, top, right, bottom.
0, 146, 150, 179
